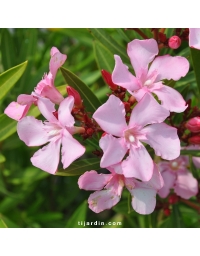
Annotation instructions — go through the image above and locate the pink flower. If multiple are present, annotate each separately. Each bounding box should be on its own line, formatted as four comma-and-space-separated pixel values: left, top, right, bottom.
158, 156, 198, 199
168, 36, 181, 49
17, 96, 85, 174
189, 28, 200, 49
112, 39, 189, 113
4, 47, 67, 121
93, 93, 180, 181
78, 163, 163, 215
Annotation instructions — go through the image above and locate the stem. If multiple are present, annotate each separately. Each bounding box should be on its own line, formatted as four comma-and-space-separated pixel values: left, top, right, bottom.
153, 29, 159, 41
127, 28, 149, 39
160, 28, 166, 33
180, 198, 200, 212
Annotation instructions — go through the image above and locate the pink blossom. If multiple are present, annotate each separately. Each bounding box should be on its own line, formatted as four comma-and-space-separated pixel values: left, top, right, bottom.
189, 28, 200, 49
78, 163, 163, 215
93, 93, 180, 181
17, 96, 85, 174
168, 36, 181, 49
185, 116, 200, 133
158, 156, 198, 199
4, 47, 67, 121
112, 39, 189, 113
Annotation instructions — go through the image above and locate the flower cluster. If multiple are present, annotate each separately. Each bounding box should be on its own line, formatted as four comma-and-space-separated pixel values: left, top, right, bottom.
4, 33, 200, 215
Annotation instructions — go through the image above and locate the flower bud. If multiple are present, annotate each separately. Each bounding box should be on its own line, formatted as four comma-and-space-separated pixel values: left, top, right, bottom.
101, 70, 118, 91
168, 36, 181, 49
168, 194, 179, 204
163, 208, 171, 217
188, 134, 200, 145
67, 86, 82, 108
185, 117, 200, 133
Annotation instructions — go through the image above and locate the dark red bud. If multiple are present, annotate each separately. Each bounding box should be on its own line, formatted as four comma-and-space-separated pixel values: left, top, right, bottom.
168, 194, 179, 204
123, 102, 130, 112
67, 86, 82, 107
188, 134, 200, 145
163, 208, 171, 216
101, 70, 118, 91
86, 128, 94, 136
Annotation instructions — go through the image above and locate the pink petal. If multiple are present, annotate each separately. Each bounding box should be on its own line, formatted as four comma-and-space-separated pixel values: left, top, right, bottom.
112, 55, 140, 91
17, 116, 49, 146
158, 170, 176, 198
129, 93, 169, 128
58, 96, 75, 127
50, 46, 60, 56
108, 163, 124, 175
142, 123, 180, 160
78, 171, 112, 190
93, 95, 127, 137
189, 28, 200, 49
192, 157, 200, 169
105, 175, 124, 196
31, 139, 61, 174
148, 55, 189, 82
174, 171, 198, 199
88, 190, 120, 213
132, 87, 147, 102
40, 83, 64, 104
122, 144, 154, 181
17, 94, 36, 105
145, 163, 164, 190
49, 48, 67, 80
61, 129, 85, 169
127, 39, 158, 77
4, 102, 30, 121
37, 97, 58, 123
99, 134, 127, 168
153, 85, 187, 113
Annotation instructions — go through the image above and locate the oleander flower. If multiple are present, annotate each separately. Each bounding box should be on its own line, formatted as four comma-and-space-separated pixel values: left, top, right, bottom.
189, 28, 200, 49
17, 96, 85, 174
93, 93, 180, 181
78, 162, 163, 214
112, 38, 189, 113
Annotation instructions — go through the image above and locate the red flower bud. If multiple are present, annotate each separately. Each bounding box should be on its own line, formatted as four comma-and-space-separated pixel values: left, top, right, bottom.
168, 194, 179, 204
168, 36, 181, 49
67, 86, 82, 108
185, 117, 200, 133
123, 102, 130, 112
188, 134, 200, 145
163, 208, 171, 217
101, 70, 118, 91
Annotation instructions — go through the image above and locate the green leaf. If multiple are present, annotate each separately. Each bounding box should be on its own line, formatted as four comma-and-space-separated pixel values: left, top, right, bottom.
89, 28, 129, 63
0, 154, 6, 163
0, 61, 28, 101
1, 29, 17, 70
93, 41, 115, 73
181, 150, 200, 156
190, 48, 200, 94
60, 67, 101, 112
56, 158, 100, 176
0, 217, 8, 228
171, 204, 184, 228
66, 200, 88, 228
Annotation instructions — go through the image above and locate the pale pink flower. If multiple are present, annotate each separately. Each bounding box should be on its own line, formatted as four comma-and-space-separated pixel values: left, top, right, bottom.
4, 47, 67, 121
158, 156, 198, 199
78, 163, 163, 215
93, 93, 180, 181
189, 28, 200, 49
112, 39, 189, 113
17, 96, 85, 174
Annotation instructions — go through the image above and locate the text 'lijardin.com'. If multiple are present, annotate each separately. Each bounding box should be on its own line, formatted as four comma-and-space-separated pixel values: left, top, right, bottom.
78, 221, 122, 227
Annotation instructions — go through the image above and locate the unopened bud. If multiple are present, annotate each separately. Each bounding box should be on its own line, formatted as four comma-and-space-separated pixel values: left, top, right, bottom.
67, 86, 82, 108
101, 70, 118, 91
86, 128, 94, 136
168, 36, 181, 49
128, 95, 136, 106
188, 134, 200, 145
123, 102, 130, 112
163, 208, 171, 217
185, 117, 200, 133
168, 194, 179, 204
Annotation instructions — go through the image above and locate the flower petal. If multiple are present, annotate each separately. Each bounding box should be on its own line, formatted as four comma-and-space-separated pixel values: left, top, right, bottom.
88, 190, 120, 213
174, 171, 198, 199
122, 144, 154, 181
17, 94, 36, 105
61, 129, 85, 169
142, 123, 180, 160
127, 39, 158, 77
37, 97, 58, 123
148, 55, 189, 82
158, 170, 176, 198
112, 55, 140, 91
17, 116, 49, 146
99, 134, 127, 168
145, 163, 164, 190
153, 85, 187, 113
49, 47, 67, 80
58, 96, 75, 127
31, 139, 61, 174
78, 171, 112, 191
189, 28, 200, 49
129, 93, 169, 128
93, 95, 127, 137
4, 102, 30, 121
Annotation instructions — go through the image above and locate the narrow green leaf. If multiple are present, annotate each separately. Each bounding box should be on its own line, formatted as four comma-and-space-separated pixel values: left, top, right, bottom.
1, 29, 17, 70
0, 154, 6, 163
89, 28, 129, 63
66, 200, 87, 228
181, 150, 200, 156
60, 67, 101, 112
0, 218, 8, 228
0, 61, 28, 101
93, 41, 115, 73
171, 204, 183, 228
190, 48, 200, 94
56, 158, 100, 176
